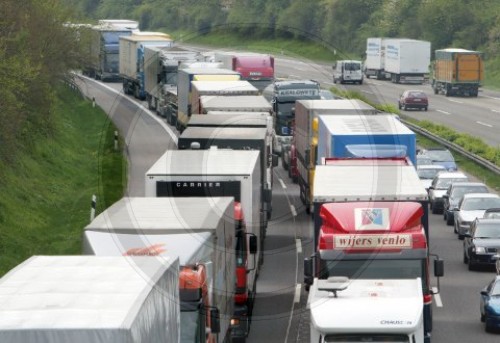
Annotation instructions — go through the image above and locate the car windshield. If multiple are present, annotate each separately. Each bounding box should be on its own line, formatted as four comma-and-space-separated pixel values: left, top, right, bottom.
462, 198, 500, 211
451, 186, 488, 199
426, 150, 454, 162
418, 168, 442, 179
436, 177, 466, 189
475, 223, 500, 238
417, 157, 433, 165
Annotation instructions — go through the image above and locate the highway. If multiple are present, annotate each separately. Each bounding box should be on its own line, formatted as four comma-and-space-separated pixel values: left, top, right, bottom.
75, 49, 500, 341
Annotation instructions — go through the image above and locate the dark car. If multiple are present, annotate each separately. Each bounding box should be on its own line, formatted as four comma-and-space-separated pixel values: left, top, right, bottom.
463, 218, 500, 270
443, 182, 489, 225
398, 90, 428, 111
420, 147, 457, 171
480, 275, 500, 332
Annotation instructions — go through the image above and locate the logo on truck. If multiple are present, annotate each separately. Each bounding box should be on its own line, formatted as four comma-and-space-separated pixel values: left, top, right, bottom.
355, 208, 390, 230
334, 234, 412, 249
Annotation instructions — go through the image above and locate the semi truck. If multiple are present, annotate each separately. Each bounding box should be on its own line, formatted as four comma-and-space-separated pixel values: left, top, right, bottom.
262, 79, 321, 156
83, 22, 136, 81
213, 51, 275, 91
172, 67, 241, 131
308, 277, 425, 342
199, 95, 272, 114
364, 37, 387, 80
188, 112, 273, 130
119, 32, 173, 100
190, 80, 259, 115
293, 99, 378, 212
178, 126, 277, 221
143, 45, 200, 114
0, 255, 180, 343
432, 48, 483, 97
83, 197, 242, 343
384, 39, 431, 84
317, 114, 417, 165
304, 200, 444, 343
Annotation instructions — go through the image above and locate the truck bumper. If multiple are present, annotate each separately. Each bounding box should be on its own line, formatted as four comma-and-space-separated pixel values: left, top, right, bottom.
231, 304, 250, 339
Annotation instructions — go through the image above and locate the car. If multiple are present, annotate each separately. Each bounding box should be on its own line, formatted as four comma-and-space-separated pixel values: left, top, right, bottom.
398, 90, 429, 111
416, 154, 433, 166
455, 193, 500, 239
484, 208, 500, 219
463, 218, 500, 270
420, 147, 457, 171
443, 182, 489, 225
416, 164, 446, 191
480, 275, 500, 332
428, 171, 468, 214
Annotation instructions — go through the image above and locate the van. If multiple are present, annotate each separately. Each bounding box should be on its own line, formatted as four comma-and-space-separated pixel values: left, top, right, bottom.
333, 60, 363, 84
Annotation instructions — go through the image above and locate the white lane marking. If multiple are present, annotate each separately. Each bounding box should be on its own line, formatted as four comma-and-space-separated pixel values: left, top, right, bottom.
477, 121, 493, 128
290, 204, 297, 217
361, 89, 373, 94
491, 109, 500, 113
295, 238, 302, 254
294, 284, 302, 303
482, 95, 500, 100
437, 109, 450, 115
447, 99, 463, 104
367, 81, 383, 86
279, 178, 287, 189
288, 74, 301, 79
432, 287, 443, 307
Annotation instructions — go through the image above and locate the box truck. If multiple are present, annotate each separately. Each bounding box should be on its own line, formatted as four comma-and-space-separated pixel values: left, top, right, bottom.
83, 197, 243, 343
199, 95, 272, 114
432, 48, 483, 97
0, 255, 180, 343
384, 39, 431, 84
364, 37, 388, 80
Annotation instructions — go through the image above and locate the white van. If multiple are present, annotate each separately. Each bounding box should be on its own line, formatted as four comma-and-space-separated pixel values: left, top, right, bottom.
333, 60, 363, 84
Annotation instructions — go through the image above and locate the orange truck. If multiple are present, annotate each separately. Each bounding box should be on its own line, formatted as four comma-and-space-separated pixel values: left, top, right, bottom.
432, 48, 483, 97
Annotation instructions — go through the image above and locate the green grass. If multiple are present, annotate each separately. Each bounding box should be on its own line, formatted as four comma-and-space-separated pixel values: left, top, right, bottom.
0, 86, 126, 276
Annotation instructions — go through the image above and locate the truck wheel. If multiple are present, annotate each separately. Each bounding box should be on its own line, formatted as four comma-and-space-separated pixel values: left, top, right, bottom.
424, 106, 428, 111
446, 213, 454, 226
282, 153, 289, 171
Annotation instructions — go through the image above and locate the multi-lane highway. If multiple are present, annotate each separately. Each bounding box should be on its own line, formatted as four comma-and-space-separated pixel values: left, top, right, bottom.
75, 49, 500, 342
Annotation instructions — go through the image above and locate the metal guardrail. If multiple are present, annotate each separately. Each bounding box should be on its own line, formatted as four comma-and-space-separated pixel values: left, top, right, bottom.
402, 119, 500, 176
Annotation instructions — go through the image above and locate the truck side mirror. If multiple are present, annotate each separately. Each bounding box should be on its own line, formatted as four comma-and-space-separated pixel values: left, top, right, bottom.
209, 308, 220, 334
434, 258, 444, 277
248, 234, 257, 255
272, 154, 279, 167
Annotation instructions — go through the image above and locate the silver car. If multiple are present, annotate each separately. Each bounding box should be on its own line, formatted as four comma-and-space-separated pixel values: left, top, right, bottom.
417, 164, 446, 191
443, 182, 489, 226
455, 193, 500, 239
428, 171, 468, 214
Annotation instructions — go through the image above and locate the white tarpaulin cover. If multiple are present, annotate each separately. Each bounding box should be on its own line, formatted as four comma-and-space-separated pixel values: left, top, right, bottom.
0, 256, 180, 343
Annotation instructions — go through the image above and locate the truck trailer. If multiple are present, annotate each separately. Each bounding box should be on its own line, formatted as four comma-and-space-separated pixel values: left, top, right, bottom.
0, 255, 180, 343
304, 200, 444, 343
432, 48, 483, 97
199, 95, 272, 114
143, 45, 200, 114
364, 37, 388, 80
293, 99, 379, 212
308, 278, 425, 343
178, 126, 277, 222
119, 32, 173, 100
83, 197, 241, 343
384, 39, 431, 84
213, 51, 275, 91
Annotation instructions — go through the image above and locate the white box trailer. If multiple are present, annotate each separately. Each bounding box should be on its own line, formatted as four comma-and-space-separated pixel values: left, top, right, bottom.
190, 80, 259, 114
145, 148, 263, 280
0, 255, 179, 343
364, 37, 387, 79
83, 197, 236, 343
199, 95, 272, 114
384, 39, 431, 84
308, 278, 424, 343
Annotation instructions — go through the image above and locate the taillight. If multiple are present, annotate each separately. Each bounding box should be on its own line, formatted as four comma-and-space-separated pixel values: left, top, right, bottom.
423, 294, 432, 305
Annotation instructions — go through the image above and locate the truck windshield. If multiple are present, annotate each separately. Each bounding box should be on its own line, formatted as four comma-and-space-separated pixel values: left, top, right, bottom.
275, 101, 295, 136
104, 53, 119, 73
102, 31, 130, 44
324, 334, 409, 342
319, 259, 427, 291
181, 310, 201, 343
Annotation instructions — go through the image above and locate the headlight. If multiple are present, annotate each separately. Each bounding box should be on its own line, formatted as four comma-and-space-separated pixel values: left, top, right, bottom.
473, 246, 486, 253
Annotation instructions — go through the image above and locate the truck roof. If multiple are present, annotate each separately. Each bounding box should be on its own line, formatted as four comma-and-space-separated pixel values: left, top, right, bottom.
191, 80, 258, 93
436, 48, 480, 53
180, 67, 240, 76
319, 114, 414, 135
0, 255, 179, 342
147, 149, 260, 176
188, 114, 269, 128
120, 34, 172, 42
179, 126, 267, 141
313, 160, 427, 202
308, 278, 423, 333
200, 95, 272, 112
296, 99, 378, 113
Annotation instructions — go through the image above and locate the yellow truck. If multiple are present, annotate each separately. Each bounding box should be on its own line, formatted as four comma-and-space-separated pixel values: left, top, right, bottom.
432, 48, 483, 97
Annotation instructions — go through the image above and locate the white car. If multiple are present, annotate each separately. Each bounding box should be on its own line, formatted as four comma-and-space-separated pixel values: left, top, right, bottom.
428, 171, 468, 214
455, 193, 500, 239
417, 164, 446, 191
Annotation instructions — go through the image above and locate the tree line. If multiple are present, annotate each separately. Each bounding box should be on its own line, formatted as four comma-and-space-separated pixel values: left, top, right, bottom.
63, 0, 500, 58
